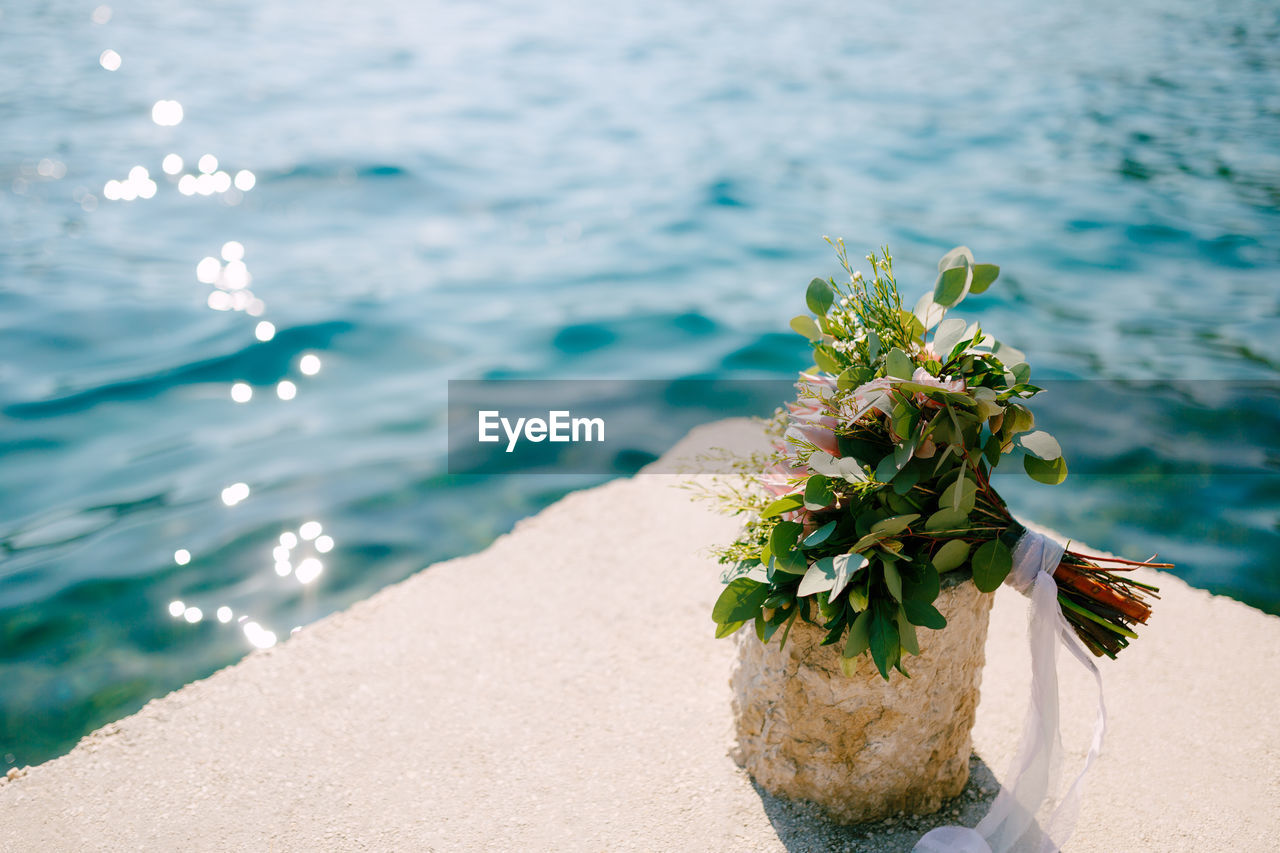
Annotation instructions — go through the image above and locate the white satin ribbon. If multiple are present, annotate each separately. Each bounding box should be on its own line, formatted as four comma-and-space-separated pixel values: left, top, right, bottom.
913, 530, 1107, 853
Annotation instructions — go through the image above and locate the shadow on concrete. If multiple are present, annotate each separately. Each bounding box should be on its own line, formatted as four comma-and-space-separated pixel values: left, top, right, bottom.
751, 753, 1001, 853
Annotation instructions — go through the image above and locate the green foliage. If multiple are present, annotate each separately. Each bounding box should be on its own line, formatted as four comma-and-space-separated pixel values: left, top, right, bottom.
709, 242, 1069, 680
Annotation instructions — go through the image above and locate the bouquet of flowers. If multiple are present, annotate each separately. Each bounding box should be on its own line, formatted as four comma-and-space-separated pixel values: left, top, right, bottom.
709, 242, 1164, 679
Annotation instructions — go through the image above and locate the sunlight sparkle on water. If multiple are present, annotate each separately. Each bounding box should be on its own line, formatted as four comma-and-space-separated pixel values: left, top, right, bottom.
183, 606, 203, 624
151, 100, 183, 127
231, 382, 252, 403
99, 49, 121, 71
221, 241, 244, 262
198, 154, 218, 174
243, 622, 276, 649
174, 549, 191, 565
196, 257, 220, 283
299, 521, 322, 541
276, 380, 297, 400
177, 174, 196, 195
168, 600, 184, 618
217, 607, 233, 623
91, 5, 111, 24
162, 154, 183, 175
221, 260, 250, 290
295, 558, 323, 584
314, 535, 334, 553
279, 531, 298, 548
254, 321, 275, 342
299, 354, 321, 375
234, 170, 256, 191
221, 482, 250, 506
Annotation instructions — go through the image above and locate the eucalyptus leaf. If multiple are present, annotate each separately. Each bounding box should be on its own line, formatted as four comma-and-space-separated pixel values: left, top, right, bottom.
806, 278, 834, 315
940, 476, 977, 513
1024, 454, 1068, 485
912, 292, 947, 331
715, 619, 748, 638
933, 265, 970, 308
902, 565, 941, 602
804, 474, 835, 510
930, 538, 971, 572
972, 539, 1013, 592
925, 507, 970, 532
830, 552, 868, 599
931, 317, 968, 358
762, 494, 804, 518
885, 347, 914, 379
870, 513, 920, 536
790, 315, 822, 341
814, 346, 843, 374
937, 246, 975, 271
803, 520, 838, 547
797, 557, 838, 596
969, 263, 1000, 294
1017, 430, 1063, 461
712, 578, 770, 624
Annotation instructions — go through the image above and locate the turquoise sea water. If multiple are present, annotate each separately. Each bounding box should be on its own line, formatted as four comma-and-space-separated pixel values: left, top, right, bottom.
2, 1, 1278, 770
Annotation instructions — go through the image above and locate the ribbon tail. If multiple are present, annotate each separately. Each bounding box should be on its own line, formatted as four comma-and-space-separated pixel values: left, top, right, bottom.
913, 530, 1107, 853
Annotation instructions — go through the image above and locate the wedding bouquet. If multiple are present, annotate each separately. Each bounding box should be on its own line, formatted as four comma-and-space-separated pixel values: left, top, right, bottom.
709, 242, 1163, 679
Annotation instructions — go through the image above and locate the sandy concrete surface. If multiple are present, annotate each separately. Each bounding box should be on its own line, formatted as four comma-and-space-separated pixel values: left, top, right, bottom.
2, 420, 1277, 851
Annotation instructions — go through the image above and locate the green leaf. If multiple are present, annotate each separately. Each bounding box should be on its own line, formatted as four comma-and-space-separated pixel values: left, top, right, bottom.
813, 346, 843, 374
802, 520, 837, 548
712, 578, 770, 624
769, 521, 805, 574
969, 263, 1000, 294
715, 619, 748, 639
845, 576, 870, 610
937, 246, 975, 271
885, 347, 914, 379
804, 474, 835, 510
870, 513, 920, 536
866, 329, 881, 362
830, 552, 868, 599
930, 539, 971, 573
931, 317, 968, 359
790, 315, 822, 342
806, 278, 834, 315
898, 309, 926, 344
940, 475, 977, 513
902, 565, 941, 602
896, 607, 920, 655
762, 494, 803, 518
1024, 454, 1068, 485
842, 608, 871, 659
912, 291, 946, 331
883, 561, 903, 602
902, 600, 947, 629
869, 607, 900, 679
971, 539, 1013, 592
797, 557, 838, 596
933, 265, 970, 308
925, 507, 970, 532
1017, 430, 1062, 461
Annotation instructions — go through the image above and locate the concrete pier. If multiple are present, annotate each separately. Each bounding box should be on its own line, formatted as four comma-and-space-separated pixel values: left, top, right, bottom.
2, 420, 1277, 851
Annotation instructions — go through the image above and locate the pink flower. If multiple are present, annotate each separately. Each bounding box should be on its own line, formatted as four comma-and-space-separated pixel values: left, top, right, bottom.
909, 367, 964, 407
